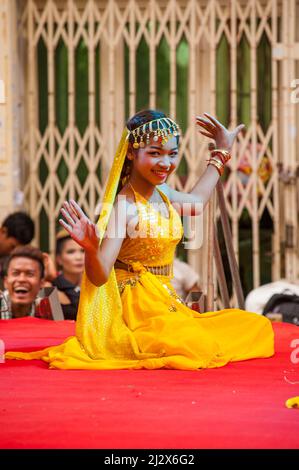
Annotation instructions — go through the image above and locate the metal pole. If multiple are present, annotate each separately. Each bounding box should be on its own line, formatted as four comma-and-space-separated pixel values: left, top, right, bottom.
216, 180, 245, 309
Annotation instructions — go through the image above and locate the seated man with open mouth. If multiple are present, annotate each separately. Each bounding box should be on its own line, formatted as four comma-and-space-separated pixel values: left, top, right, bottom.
0, 245, 45, 319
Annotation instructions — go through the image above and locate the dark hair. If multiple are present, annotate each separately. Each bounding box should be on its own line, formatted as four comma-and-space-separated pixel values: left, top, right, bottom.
4, 245, 45, 278
56, 235, 71, 256
119, 109, 177, 192
2, 212, 35, 245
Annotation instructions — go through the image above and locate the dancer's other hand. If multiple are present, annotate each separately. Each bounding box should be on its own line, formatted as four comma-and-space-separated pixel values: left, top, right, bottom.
59, 200, 100, 253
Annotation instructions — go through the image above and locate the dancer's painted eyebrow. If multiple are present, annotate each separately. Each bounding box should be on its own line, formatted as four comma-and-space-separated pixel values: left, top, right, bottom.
149, 146, 178, 151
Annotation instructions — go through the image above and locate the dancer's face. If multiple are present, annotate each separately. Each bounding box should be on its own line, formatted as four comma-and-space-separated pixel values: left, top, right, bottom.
129, 136, 179, 185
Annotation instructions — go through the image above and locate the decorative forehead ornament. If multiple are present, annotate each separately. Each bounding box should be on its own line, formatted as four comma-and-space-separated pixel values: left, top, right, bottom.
127, 117, 180, 149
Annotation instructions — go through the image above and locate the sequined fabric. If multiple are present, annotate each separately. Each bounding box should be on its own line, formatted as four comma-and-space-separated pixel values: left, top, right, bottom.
115, 185, 185, 311
118, 185, 183, 268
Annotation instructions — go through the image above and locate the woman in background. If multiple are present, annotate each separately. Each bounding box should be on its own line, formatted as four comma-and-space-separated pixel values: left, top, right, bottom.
52, 230, 84, 320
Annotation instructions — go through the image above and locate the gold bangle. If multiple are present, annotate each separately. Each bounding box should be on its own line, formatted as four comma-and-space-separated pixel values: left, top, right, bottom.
207, 160, 224, 176
208, 157, 225, 168
209, 155, 224, 166
210, 149, 231, 164
211, 148, 231, 157
208, 162, 223, 176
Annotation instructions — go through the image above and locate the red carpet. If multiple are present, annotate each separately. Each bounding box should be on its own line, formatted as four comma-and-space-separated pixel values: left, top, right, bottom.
0, 317, 298, 449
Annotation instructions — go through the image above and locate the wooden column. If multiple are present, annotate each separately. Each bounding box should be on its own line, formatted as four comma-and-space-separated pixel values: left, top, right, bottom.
0, 0, 22, 222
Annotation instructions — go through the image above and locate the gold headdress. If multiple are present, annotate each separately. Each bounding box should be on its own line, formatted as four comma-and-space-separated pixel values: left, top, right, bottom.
128, 117, 180, 149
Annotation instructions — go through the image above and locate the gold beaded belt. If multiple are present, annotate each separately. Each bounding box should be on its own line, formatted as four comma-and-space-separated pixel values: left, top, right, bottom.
114, 259, 173, 276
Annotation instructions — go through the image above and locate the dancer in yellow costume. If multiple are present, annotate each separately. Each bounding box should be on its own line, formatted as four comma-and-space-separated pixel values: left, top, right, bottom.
6, 110, 274, 369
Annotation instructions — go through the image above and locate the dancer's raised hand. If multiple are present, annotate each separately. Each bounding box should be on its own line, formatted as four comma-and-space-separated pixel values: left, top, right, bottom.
59, 200, 100, 252
196, 113, 245, 150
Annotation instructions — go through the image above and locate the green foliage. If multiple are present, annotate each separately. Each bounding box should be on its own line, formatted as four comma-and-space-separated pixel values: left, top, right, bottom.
37, 38, 48, 134
55, 39, 68, 134
216, 34, 230, 127
75, 39, 89, 135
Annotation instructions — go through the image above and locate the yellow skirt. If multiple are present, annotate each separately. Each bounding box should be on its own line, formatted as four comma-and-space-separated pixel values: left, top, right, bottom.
6, 270, 274, 370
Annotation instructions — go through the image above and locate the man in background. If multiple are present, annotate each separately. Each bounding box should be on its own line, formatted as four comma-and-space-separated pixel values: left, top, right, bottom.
0, 212, 35, 289
0, 245, 45, 319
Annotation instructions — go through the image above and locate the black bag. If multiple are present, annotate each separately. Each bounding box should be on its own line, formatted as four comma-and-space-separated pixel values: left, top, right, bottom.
262, 291, 299, 325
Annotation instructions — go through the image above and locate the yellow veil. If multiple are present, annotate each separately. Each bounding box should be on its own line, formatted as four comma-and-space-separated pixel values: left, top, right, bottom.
75, 128, 152, 361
